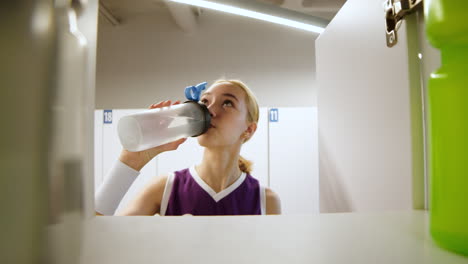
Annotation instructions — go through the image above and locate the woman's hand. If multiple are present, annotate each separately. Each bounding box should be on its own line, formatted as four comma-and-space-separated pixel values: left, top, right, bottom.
118, 100, 187, 171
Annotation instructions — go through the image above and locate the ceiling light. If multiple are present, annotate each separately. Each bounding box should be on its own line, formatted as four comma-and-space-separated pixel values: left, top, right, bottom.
167, 0, 326, 34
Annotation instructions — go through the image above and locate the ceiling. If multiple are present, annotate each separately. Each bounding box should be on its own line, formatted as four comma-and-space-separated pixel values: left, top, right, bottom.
98, 0, 347, 26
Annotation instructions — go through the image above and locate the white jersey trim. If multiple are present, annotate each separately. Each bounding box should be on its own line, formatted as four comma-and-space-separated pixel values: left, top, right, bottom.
159, 172, 175, 216
260, 185, 266, 215
189, 166, 247, 203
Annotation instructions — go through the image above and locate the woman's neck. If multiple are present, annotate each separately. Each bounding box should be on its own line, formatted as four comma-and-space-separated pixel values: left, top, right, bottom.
196, 146, 242, 193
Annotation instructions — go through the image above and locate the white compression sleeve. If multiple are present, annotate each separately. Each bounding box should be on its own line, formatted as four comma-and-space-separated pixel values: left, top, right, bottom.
95, 160, 140, 215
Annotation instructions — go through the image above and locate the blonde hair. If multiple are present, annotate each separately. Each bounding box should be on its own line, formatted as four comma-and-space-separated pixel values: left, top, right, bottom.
209, 79, 259, 174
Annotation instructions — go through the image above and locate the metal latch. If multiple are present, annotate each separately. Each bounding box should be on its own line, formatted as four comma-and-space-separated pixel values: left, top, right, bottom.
384, 0, 423, 47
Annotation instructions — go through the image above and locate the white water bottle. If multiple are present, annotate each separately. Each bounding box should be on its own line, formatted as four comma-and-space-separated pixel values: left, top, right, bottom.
117, 101, 211, 152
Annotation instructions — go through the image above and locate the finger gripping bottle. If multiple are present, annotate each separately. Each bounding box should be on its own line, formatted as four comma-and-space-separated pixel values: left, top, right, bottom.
117, 101, 211, 152
426, 0, 468, 256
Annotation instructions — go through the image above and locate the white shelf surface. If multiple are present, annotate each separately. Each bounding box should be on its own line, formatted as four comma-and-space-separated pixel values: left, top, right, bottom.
78, 211, 468, 264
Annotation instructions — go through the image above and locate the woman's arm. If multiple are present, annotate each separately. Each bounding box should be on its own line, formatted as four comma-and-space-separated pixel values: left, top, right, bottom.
115, 175, 168, 216
95, 100, 186, 216
265, 188, 282, 215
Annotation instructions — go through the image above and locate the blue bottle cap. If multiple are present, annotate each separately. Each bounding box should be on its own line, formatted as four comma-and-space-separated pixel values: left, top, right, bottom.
185, 82, 208, 102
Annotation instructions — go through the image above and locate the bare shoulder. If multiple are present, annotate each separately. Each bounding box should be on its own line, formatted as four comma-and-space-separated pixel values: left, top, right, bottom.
265, 187, 281, 215
116, 174, 169, 216
148, 174, 169, 192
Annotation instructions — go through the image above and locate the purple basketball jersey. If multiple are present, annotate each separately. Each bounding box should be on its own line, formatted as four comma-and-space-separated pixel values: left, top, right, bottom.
161, 167, 265, 216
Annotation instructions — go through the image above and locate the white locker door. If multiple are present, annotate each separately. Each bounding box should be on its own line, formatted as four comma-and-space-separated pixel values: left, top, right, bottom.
240, 107, 269, 187
97, 109, 158, 213
269, 107, 319, 214
316, 0, 428, 212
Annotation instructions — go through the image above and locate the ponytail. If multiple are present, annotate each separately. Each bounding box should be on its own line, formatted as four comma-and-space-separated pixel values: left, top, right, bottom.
238, 155, 253, 174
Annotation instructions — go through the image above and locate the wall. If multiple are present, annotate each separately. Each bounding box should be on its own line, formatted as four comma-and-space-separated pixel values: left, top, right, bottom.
95, 8, 318, 108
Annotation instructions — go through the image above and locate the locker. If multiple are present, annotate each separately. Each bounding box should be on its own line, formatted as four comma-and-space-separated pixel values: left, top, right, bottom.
95, 107, 318, 213
10, 0, 465, 263
269, 107, 319, 214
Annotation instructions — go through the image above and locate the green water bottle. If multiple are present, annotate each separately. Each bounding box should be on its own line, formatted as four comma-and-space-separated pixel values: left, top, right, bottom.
425, 0, 468, 256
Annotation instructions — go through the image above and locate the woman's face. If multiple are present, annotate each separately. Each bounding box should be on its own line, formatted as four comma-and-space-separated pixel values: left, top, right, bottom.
197, 82, 252, 148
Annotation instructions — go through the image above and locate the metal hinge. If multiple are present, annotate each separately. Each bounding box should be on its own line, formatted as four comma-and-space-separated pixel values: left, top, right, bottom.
384, 0, 423, 47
